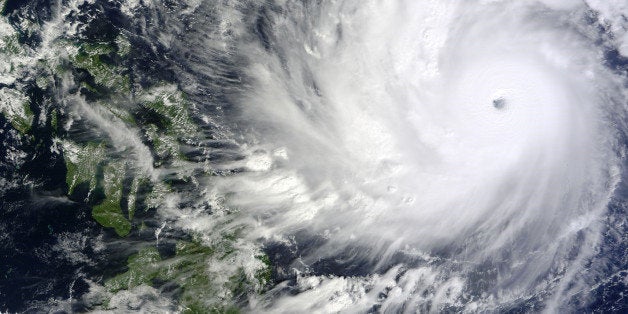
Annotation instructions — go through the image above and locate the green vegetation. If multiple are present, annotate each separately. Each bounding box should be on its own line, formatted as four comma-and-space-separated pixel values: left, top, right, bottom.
171, 237, 271, 311
63, 143, 133, 236
142, 92, 197, 136
103, 239, 218, 310
92, 162, 131, 237
11, 102, 33, 133
35, 59, 54, 89
103, 234, 272, 312
145, 180, 171, 210
1, 2, 274, 312
0, 88, 33, 134
72, 42, 130, 93
255, 254, 272, 286
139, 88, 199, 165
144, 123, 181, 161
63, 141, 106, 195
169, 240, 222, 312
127, 177, 141, 220
0, 34, 22, 55
115, 34, 131, 56
50, 108, 58, 130
102, 101, 136, 125
105, 246, 162, 292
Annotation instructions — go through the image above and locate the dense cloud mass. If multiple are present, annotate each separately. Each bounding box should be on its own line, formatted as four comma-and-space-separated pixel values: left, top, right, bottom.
200, 1, 627, 312
0, 0, 627, 312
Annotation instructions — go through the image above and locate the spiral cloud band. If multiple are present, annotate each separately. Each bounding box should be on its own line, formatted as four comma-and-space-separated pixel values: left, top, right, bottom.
2, 0, 627, 311
175, 0, 628, 312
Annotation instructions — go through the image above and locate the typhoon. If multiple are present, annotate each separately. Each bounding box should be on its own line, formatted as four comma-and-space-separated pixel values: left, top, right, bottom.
0, 0, 627, 312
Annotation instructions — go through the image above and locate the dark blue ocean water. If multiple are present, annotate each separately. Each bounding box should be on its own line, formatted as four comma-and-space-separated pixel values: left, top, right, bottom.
0, 0, 626, 312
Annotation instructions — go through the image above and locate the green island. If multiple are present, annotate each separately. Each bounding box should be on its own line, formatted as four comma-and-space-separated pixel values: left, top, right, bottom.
0, 6, 273, 311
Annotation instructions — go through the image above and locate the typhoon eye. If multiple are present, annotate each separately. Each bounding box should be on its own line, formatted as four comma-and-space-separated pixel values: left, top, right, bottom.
492, 97, 506, 109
